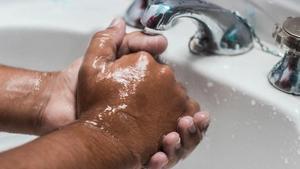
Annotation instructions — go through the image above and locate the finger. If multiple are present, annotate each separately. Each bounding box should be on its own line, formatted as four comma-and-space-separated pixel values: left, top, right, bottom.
115, 51, 158, 68
162, 132, 181, 159
147, 152, 169, 169
118, 31, 168, 57
194, 111, 210, 133
162, 132, 181, 167
84, 18, 126, 66
177, 116, 202, 158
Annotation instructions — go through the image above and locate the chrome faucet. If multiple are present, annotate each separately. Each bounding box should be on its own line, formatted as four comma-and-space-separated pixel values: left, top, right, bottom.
125, 0, 254, 55
269, 17, 300, 96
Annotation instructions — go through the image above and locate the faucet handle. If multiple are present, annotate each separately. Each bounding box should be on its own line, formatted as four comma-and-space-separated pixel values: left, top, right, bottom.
273, 17, 300, 51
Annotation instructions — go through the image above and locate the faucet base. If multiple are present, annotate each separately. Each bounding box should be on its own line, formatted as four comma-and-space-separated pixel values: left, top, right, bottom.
268, 17, 300, 96
268, 51, 300, 96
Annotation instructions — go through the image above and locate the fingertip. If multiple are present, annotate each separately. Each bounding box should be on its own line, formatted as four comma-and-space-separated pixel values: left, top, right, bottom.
108, 17, 126, 29
119, 32, 168, 56
148, 152, 169, 169
108, 17, 126, 44
178, 116, 194, 129
162, 132, 181, 148
85, 18, 126, 63
194, 112, 210, 132
152, 35, 168, 54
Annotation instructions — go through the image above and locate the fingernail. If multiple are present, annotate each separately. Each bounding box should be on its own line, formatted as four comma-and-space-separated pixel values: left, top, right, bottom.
195, 112, 210, 132
109, 18, 122, 28
175, 138, 181, 150
202, 123, 210, 133
188, 122, 197, 134
201, 115, 210, 132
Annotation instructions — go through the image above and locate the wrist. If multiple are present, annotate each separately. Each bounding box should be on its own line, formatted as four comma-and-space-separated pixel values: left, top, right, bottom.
78, 110, 159, 166
67, 122, 140, 169
34, 71, 60, 134
0, 69, 59, 134
0, 120, 139, 169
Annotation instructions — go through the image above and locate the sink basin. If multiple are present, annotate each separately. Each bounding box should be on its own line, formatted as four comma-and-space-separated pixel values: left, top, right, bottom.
0, 1, 300, 169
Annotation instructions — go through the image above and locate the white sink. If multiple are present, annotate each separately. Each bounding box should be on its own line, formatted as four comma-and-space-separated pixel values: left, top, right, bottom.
0, 1, 300, 169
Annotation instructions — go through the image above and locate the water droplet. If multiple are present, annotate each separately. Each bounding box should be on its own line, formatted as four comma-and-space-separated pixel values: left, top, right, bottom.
231, 87, 237, 92
295, 109, 300, 115
207, 82, 214, 88
257, 125, 262, 130
284, 157, 289, 164
223, 65, 230, 69
214, 94, 221, 105
268, 0, 274, 4
287, 116, 293, 122
251, 100, 256, 106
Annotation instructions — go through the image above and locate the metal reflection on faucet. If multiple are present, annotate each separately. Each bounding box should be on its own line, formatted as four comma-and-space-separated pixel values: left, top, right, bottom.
269, 17, 300, 96
124, 0, 149, 28
125, 0, 254, 55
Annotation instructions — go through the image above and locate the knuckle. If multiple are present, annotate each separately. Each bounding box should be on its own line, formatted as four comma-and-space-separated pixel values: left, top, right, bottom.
177, 83, 187, 94
93, 31, 105, 39
136, 51, 153, 59
160, 65, 174, 78
92, 31, 113, 42
193, 101, 201, 112
189, 99, 201, 112
131, 51, 156, 63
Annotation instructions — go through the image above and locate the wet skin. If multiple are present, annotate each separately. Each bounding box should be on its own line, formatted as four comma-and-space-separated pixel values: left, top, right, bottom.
0, 18, 210, 168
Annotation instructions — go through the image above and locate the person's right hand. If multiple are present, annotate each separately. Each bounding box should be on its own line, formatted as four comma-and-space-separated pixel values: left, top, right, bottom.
76, 18, 201, 167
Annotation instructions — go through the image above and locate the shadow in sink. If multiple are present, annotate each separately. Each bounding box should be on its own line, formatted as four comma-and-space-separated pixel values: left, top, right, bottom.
171, 62, 300, 169
0, 27, 91, 71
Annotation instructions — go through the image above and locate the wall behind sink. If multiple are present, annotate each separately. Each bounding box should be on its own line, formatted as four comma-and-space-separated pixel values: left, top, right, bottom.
210, 0, 300, 44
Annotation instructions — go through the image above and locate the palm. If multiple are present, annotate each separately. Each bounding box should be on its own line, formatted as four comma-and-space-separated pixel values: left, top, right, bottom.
41, 58, 82, 133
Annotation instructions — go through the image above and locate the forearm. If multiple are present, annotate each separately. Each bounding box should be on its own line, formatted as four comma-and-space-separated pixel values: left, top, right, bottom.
0, 122, 138, 169
0, 65, 56, 134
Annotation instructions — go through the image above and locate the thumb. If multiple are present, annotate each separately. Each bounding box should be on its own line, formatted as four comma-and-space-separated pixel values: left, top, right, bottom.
83, 18, 126, 67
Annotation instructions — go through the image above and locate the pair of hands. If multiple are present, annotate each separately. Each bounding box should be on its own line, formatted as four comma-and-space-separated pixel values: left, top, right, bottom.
42, 18, 209, 168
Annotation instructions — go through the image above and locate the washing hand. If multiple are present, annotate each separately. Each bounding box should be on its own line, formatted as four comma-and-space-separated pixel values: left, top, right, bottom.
42, 18, 208, 169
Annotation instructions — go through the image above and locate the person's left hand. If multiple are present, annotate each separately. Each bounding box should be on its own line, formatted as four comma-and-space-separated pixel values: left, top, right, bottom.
40, 18, 209, 169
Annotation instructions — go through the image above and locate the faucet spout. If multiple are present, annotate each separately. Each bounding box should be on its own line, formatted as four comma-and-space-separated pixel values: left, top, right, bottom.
134, 0, 254, 55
